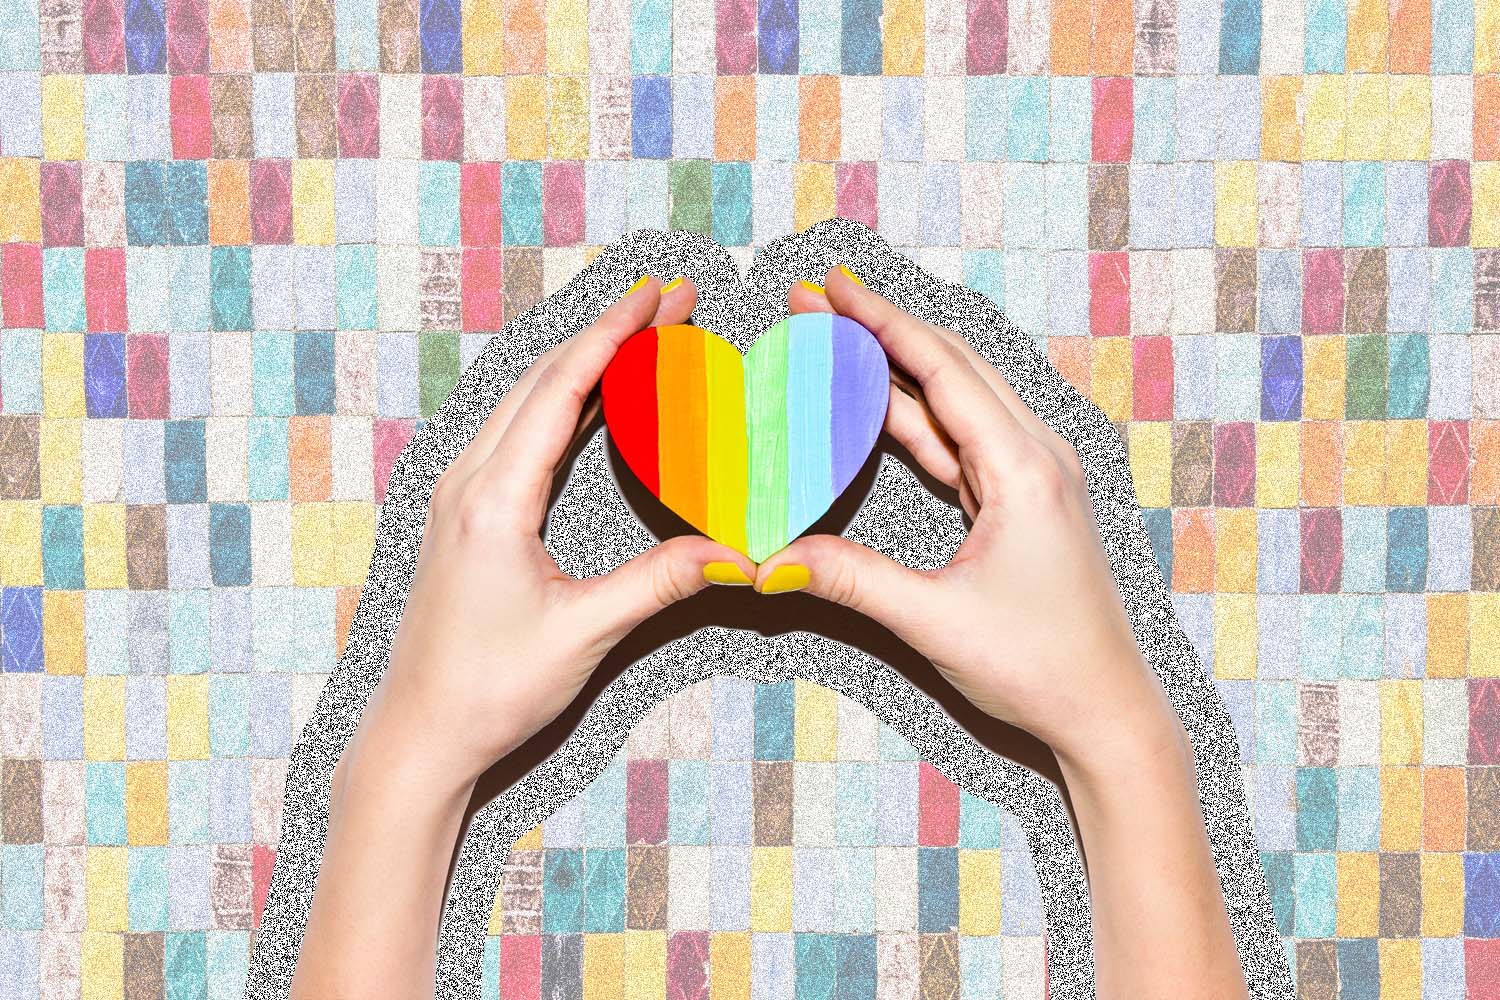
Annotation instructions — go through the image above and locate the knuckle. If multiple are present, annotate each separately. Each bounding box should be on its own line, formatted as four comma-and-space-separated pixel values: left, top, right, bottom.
650, 554, 691, 608
450, 486, 501, 541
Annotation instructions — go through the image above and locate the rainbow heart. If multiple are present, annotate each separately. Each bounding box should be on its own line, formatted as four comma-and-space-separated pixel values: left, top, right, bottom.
601, 313, 890, 563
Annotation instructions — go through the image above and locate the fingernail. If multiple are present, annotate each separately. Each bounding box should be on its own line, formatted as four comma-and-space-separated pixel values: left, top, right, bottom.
799, 280, 826, 295
703, 561, 753, 586
757, 564, 810, 594
625, 274, 652, 296
661, 275, 685, 293
838, 264, 865, 288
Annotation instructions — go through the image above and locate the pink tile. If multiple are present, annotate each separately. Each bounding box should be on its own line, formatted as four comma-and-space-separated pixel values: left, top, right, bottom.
1429, 419, 1470, 505
1091, 76, 1133, 162
1088, 251, 1129, 336
170, 75, 213, 160
40, 162, 83, 247
627, 758, 669, 845
373, 418, 418, 505
81, 0, 126, 73
165, 0, 210, 73
500, 935, 541, 1000
249, 159, 292, 245
1132, 335, 1173, 420
835, 161, 878, 231
542, 162, 585, 247
1429, 160, 1472, 248
337, 74, 380, 158
2, 244, 44, 329
251, 844, 275, 927
422, 75, 464, 161
1299, 507, 1343, 594
716, 0, 757, 74
1213, 421, 1256, 507
917, 762, 959, 846
667, 931, 710, 1000
1302, 249, 1345, 335
966, 0, 1009, 74
460, 162, 502, 246
127, 333, 171, 419
462, 248, 504, 333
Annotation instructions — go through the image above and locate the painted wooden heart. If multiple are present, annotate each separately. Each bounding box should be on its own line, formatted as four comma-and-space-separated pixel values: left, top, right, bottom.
601, 313, 890, 563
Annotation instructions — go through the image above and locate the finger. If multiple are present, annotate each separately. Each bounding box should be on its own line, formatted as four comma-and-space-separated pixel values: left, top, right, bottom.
477, 276, 669, 526
577, 534, 759, 642
788, 279, 835, 316
823, 265, 1030, 497
753, 534, 943, 639
440, 340, 569, 487
885, 385, 963, 490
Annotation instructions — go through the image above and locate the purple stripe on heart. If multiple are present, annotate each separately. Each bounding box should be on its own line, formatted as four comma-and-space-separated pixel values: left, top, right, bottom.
830, 314, 889, 493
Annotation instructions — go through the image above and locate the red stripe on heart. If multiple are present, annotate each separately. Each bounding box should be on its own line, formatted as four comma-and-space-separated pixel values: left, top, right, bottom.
600, 325, 660, 496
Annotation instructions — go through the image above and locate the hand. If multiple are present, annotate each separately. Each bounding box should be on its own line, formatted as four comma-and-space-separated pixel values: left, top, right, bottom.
772, 266, 1181, 769
360, 275, 760, 788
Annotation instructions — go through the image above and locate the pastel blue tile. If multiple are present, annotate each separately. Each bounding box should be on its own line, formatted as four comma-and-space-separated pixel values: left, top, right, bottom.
1387, 247, 1431, 334
1255, 682, 1297, 765
585, 161, 630, 244
833, 850, 875, 933
165, 504, 210, 591
1301, 162, 1344, 247
0, 846, 42, 930
84, 591, 130, 675
1258, 250, 1302, 335
1046, 249, 1088, 336
1299, 594, 1343, 680
1337, 766, 1381, 851
205, 928, 249, 1000
1171, 592, 1215, 676
0, 930, 38, 999
1217, 75, 1260, 157
418, 161, 460, 246
1001, 250, 1045, 335
0, 73, 40, 152
668, 760, 710, 844
1173, 335, 1215, 418
965, 77, 1008, 161
1430, 0, 1474, 72
1000, 851, 1043, 934
957, 790, 1002, 849
1384, 592, 1427, 677
334, 159, 377, 242
1292, 852, 1336, 937
168, 331, 211, 418
246, 417, 288, 501
210, 588, 253, 675
1217, 679, 1254, 761
122, 419, 166, 503
248, 674, 291, 756
876, 762, 917, 845
629, 159, 672, 232
1253, 766, 1296, 851
921, 163, 961, 246
1006, 76, 1049, 161
708, 844, 750, 930
208, 675, 250, 758
1431, 248, 1473, 333
1422, 938, 1464, 1000
124, 676, 166, 759
542, 788, 585, 850
581, 847, 625, 932
672, 75, 713, 159
1129, 162, 1175, 249
1214, 334, 1260, 420
834, 762, 875, 847
1464, 853, 1500, 936
165, 932, 207, 1000
1173, 161, 1215, 247
210, 759, 251, 844
250, 246, 295, 330
1341, 506, 1387, 594
793, 849, 837, 931
86, 762, 127, 844
1132, 77, 1175, 162
250, 72, 295, 158
128, 846, 169, 931
126, 593, 169, 672
877, 723, 918, 761
883, 76, 924, 161
128, 76, 171, 160
754, 76, 798, 163
1386, 162, 1429, 246
798, 2, 840, 74
165, 247, 210, 332
293, 246, 336, 330
1256, 594, 1301, 679
1, 588, 42, 673
169, 760, 211, 845
42, 676, 83, 759
1048, 76, 1091, 163
1339, 595, 1386, 679
167, 845, 213, 930
1426, 506, 1471, 592
1176, 0, 1221, 73
630, 75, 673, 159
583, 756, 626, 847
1174, 75, 1218, 161
1305, 0, 1348, 72
42, 248, 85, 332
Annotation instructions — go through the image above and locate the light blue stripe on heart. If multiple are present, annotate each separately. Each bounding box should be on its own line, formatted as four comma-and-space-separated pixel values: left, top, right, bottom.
785, 312, 832, 541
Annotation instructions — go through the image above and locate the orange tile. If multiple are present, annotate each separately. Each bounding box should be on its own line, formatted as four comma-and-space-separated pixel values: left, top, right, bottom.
799, 76, 841, 162
1389, 0, 1433, 73
715, 77, 756, 162
1301, 421, 1344, 506
207, 160, 250, 245
288, 416, 332, 503
1424, 766, 1467, 851
1172, 508, 1215, 593
1047, 338, 1091, 398
336, 586, 362, 660
1473, 421, 1500, 504
504, 0, 546, 74
1092, 0, 1134, 75
1426, 594, 1469, 678
1477, 75, 1500, 161
1050, 0, 1090, 74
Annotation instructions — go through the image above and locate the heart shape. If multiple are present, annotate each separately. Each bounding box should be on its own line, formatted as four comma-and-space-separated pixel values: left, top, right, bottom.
601, 313, 890, 562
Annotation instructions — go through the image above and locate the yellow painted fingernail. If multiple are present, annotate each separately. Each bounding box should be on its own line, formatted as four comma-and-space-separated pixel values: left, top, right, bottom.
625, 274, 652, 295
799, 280, 826, 295
703, 561, 754, 586
838, 264, 865, 287
757, 564, 810, 594
662, 275, 685, 293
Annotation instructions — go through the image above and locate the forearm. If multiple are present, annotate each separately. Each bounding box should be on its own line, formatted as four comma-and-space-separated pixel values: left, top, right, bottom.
1052, 679, 1249, 1000
291, 697, 481, 1000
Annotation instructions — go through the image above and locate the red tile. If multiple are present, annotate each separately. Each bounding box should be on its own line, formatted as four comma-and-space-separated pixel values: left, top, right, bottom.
127, 333, 171, 419
1091, 76, 1133, 162
1088, 251, 1129, 336
1428, 419, 1470, 505
1300, 507, 1343, 594
1302, 249, 1345, 335
170, 75, 212, 160
165, 0, 210, 74
422, 75, 464, 162
1, 245, 44, 330
1467, 939, 1500, 1000
667, 931, 710, 1000
1430, 160, 1473, 248
918, 762, 960, 847
82, 0, 126, 73
374, 418, 418, 505
500, 935, 541, 1000
251, 844, 275, 928
1471, 679, 1500, 766
40, 162, 84, 247
249, 159, 292, 245
462, 248, 505, 332
460, 162, 502, 246
627, 759, 669, 845
1132, 336, 1173, 420
1213, 421, 1256, 508
85, 248, 128, 333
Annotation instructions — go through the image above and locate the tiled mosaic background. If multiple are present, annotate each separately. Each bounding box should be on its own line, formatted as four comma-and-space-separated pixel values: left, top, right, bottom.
0, 0, 1498, 996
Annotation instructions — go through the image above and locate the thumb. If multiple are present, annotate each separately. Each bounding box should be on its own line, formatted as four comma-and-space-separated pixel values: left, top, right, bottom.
754, 534, 940, 633
582, 534, 759, 638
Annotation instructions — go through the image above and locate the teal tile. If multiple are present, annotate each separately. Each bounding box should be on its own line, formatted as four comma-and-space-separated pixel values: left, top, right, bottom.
168, 760, 211, 845
128, 845, 169, 931
957, 790, 1002, 849
668, 760, 709, 844
246, 417, 288, 501
335, 244, 377, 330
42, 247, 86, 332
1292, 853, 1336, 938
418, 161, 461, 246
794, 932, 837, 1000
1, 845, 43, 930
1342, 162, 1385, 247
541, 848, 584, 934
1339, 595, 1385, 679
1255, 682, 1297, 765
1387, 333, 1429, 419
208, 676, 250, 758
165, 932, 207, 1000
85, 762, 127, 845
581, 848, 625, 932
1295, 767, 1338, 851
168, 591, 210, 674
251, 331, 295, 416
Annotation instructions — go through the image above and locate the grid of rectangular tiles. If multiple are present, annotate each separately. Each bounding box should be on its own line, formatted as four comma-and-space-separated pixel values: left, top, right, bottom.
0, 0, 1497, 996
483, 677, 1047, 999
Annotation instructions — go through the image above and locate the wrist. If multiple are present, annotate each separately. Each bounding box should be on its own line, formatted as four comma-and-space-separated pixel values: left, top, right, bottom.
1049, 679, 1192, 798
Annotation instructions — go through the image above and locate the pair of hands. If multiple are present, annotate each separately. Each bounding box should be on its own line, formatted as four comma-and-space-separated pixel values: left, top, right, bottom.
358, 264, 1182, 792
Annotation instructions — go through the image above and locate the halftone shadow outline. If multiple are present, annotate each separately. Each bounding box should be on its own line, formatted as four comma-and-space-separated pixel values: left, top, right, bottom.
246, 219, 1293, 1000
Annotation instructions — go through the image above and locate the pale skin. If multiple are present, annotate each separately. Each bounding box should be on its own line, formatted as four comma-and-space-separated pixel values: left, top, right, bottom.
290, 267, 1251, 1000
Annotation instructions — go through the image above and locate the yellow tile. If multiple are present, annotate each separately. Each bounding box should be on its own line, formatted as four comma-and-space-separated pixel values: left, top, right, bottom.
1302, 336, 1346, 420
1380, 680, 1423, 766
166, 675, 210, 760
883, 0, 926, 75
1427, 594, 1469, 678
0, 157, 41, 242
709, 932, 750, 1000
1335, 852, 1380, 937
512, 823, 543, 851
1345, 73, 1390, 160
1342, 420, 1386, 507
42, 333, 86, 418
83, 676, 125, 761
548, 75, 590, 160
1387, 76, 1432, 161
583, 933, 624, 1000
1303, 74, 1348, 161
126, 760, 169, 846
1260, 76, 1302, 162
41, 74, 87, 161
546, 0, 590, 74
85, 845, 129, 931
1378, 939, 1422, 1000
1215, 508, 1258, 594
40, 418, 82, 504
1255, 422, 1300, 508
1127, 422, 1171, 508
1090, 338, 1132, 423
463, 0, 505, 75
1473, 163, 1500, 248
794, 679, 837, 762
1385, 420, 1427, 505
958, 850, 1001, 935
1479, 0, 1500, 73
80, 930, 124, 1000
83, 503, 127, 589
1213, 594, 1258, 679
44, 590, 87, 675
793, 162, 836, 237
1347, 0, 1390, 70
0, 501, 42, 587
292, 159, 336, 246
331, 502, 377, 585
293, 502, 374, 587
1213, 161, 1257, 247
623, 930, 666, 1000
1420, 852, 1465, 936
507, 76, 548, 160
749, 846, 792, 931
1380, 766, 1422, 851
1473, 593, 1500, 677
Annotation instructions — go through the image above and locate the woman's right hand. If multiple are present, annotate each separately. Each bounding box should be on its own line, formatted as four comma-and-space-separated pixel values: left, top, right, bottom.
766, 265, 1183, 769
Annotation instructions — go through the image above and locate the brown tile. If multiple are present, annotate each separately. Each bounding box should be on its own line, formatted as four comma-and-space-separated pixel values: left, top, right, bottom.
1379, 852, 1421, 937
503, 248, 544, 326
294, 73, 338, 159
1298, 683, 1339, 767
1476, 249, 1500, 332
1345, 247, 1388, 334
1295, 939, 1338, 1000
1469, 766, 1500, 850
1215, 248, 1257, 333
2, 759, 43, 843
499, 849, 542, 935
625, 844, 667, 931
420, 248, 463, 332
122, 932, 164, 1000
1170, 421, 1213, 508
252, 0, 294, 71
918, 933, 960, 1000
378, 0, 421, 73
209, 76, 254, 160
1474, 507, 1500, 592
1134, 0, 1178, 75
212, 843, 253, 930
1087, 164, 1129, 252
125, 505, 168, 591
0, 415, 41, 500
752, 761, 793, 846
293, 0, 337, 72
